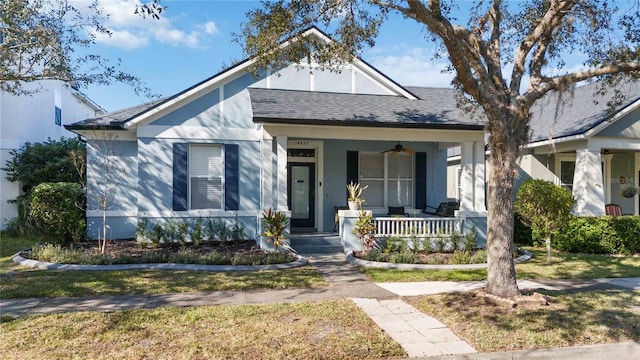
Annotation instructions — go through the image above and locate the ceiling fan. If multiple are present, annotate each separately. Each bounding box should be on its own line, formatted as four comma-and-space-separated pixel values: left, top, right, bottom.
380, 142, 416, 155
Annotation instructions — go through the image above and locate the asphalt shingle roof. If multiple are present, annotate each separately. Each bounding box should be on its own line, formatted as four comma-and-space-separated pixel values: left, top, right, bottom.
528, 80, 640, 142
65, 97, 168, 130
248, 87, 485, 129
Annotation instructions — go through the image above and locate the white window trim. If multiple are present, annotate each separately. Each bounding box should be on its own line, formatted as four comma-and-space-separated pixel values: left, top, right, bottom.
188, 144, 225, 210
359, 152, 414, 212
554, 152, 612, 204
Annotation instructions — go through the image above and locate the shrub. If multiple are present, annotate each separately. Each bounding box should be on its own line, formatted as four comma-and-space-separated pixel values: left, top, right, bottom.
470, 249, 488, 264
29, 182, 85, 244
450, 250, 472, 264
261, 208, 289, 250
389, 251, 417, 264
515, 179, 575, 263
552, 216, 640, 254
353, 210, 377, 249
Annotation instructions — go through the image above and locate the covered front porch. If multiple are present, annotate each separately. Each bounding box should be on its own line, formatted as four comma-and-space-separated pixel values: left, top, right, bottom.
258, 123, 488, 249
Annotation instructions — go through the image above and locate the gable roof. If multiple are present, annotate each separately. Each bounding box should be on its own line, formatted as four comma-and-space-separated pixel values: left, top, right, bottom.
66, 27, 419, 132
528, 80, 640, 145
249, 87, 484, 130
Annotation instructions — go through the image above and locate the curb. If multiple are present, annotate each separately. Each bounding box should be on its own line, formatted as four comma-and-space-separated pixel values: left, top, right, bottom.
12, 252, 309, 272
345, 249, 532, 270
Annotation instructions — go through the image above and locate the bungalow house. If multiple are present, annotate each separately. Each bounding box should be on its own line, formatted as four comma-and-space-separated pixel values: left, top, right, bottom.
517, 81, 640, 216
66, 28, 489, 248
447, 80, 640, 217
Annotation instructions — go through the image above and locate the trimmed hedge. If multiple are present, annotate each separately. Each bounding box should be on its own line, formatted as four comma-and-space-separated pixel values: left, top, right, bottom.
551, 216, 640, 254
30, 182, 86, 244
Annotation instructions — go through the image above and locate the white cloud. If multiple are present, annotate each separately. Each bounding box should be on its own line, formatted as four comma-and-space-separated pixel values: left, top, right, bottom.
89, 0, 219, 50
93, 29, 149, 49
369, 47, 454, 88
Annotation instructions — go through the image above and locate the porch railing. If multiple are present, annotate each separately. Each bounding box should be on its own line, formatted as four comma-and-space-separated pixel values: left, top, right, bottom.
373, 216, 463, 239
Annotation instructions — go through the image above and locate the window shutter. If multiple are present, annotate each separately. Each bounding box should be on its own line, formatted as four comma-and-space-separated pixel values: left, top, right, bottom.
172, 143, 189, 211
347, 151, 359, 184
415, 152, 427, 210
225, 144, 239, 210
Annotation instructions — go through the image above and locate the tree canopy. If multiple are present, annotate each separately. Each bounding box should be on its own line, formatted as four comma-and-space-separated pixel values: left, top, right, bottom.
233, 0, 640, 298
0, 0, 152, 96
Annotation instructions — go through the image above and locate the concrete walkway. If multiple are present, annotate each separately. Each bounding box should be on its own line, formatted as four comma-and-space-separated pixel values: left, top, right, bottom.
2, 252, 640, 359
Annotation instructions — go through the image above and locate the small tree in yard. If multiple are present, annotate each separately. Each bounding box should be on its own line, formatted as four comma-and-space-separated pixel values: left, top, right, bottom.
79, 133, 127, 254
515, 179, 575, 264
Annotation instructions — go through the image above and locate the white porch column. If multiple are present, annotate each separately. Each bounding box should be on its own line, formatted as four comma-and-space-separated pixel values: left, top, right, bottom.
573, 147, 605, 216
276, 136, 288, 211
459, 142, 474, 212
261, 132, 273, 209
459, 141, 486, 212
473, 140, 487, 212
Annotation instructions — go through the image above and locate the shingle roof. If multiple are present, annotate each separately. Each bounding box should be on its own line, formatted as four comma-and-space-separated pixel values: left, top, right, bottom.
528, 80, 640, 143
248, 87, 485, 130
65, 97, 168, 130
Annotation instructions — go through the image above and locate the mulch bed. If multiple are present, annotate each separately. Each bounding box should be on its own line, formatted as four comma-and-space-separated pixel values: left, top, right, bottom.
73, 239, 266, 258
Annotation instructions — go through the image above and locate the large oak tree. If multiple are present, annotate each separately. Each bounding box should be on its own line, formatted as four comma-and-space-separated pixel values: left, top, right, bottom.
1, 0, 151, 96
229, 0, 640, 298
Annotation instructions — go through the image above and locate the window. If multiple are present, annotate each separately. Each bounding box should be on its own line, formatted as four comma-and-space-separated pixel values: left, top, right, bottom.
359, 152, 413, 208
559, 160, 575, 192
54, 106, 62, 126
189, 144, 223, 209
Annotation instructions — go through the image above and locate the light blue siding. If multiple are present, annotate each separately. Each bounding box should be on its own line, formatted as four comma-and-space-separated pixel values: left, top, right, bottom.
314, 69, 351, 93
596, 107, 640, 138
151, 89, 221, 127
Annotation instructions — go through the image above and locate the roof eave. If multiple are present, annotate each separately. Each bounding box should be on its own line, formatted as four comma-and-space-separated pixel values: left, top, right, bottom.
255, 117, 484, 131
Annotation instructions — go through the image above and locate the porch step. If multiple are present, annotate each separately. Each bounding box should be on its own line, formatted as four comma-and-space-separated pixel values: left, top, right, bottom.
290, 233, 343, 255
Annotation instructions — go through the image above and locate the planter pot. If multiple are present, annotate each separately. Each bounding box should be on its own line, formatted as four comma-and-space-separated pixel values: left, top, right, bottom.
348, 201, 359, 210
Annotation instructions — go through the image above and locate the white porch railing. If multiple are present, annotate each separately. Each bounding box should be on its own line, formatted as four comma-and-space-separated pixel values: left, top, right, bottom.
373, 217, 463, 238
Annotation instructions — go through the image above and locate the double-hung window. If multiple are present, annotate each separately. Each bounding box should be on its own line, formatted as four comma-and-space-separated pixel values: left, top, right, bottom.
189, 144, 223, 210
359, 152, 413, 208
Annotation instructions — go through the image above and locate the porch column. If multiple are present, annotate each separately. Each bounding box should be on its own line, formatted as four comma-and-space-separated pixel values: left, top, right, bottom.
459, 141, 486, 212
573, 147, 605, 216
473, 140, 487, 212
276, 136, 288, 211
459, 142, 474, 212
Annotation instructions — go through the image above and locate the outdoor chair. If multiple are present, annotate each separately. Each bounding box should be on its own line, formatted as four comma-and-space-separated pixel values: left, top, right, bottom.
605, 204, 623, 216
423, 201, 459, 217
387, 206, 409, 216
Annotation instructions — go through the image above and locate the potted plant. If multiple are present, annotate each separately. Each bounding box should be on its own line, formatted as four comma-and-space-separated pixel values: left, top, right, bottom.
620, 183, 638, 198
346, 181, 368, 210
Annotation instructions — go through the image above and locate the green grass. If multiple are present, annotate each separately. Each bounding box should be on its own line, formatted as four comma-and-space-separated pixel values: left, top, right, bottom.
361, 247, 640, 282
1, 233, 326, 299
407, 290, 640, 352
0, 299, 406, 359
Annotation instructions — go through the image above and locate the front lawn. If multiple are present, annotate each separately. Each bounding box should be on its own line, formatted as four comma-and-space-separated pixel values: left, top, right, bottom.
406, 289, 640, 352
362, 247, 640, 282
1, 233, 326, 299
0, 299, 406, 359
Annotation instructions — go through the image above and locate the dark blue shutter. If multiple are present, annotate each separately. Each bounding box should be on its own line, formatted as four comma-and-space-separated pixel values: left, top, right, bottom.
415, 152, 427, 210
347, 151, 359, 201
173, 143, 189, 211
225, 144, 239, 210
347, 151, 359, 184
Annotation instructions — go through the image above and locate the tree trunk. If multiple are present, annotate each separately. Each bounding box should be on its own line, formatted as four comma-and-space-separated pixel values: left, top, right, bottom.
486, 120, 521, 298
546, 234, 552, 264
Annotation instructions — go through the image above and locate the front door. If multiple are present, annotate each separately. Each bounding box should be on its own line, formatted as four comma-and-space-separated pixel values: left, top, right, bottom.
288, 163, 315, 229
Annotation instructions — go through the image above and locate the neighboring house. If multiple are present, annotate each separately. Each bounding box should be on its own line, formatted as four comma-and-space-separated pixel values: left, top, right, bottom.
447, 80, 640, 217
0, 80, 104, 229
518, 81, 640, 216
66, 28, 489, 246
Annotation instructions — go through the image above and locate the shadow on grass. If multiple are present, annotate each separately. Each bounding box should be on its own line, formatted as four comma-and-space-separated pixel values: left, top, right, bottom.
411, 289, 639, 351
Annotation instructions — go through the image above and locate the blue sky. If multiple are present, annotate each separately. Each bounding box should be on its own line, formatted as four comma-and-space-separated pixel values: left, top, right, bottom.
82, 0, 457, 111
